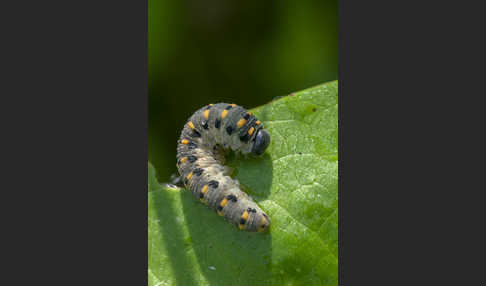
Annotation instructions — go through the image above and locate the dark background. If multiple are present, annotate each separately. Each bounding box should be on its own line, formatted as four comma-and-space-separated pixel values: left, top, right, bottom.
148, 0, 338, 181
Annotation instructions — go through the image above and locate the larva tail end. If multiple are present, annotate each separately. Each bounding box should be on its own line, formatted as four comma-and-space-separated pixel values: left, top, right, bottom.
257, 213, 271, 232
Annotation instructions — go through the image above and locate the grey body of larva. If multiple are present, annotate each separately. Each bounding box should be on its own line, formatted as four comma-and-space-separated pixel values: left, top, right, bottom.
176, 103, 270, 232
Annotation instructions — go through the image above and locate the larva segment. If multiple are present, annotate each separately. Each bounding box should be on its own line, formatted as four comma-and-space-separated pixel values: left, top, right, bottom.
201, 185, 209, 194
217, 198, 228, 216
221, 110, 228, 119
193, 168, 203, 176
186, 172, 193, 180
199, 185, 209, 203
192, 130, 201, 138
178, 155, 197, 166
239, 210, 249, 230
236, 118, 247, 128
176, 103, 271, 232
188, 142, 197, 149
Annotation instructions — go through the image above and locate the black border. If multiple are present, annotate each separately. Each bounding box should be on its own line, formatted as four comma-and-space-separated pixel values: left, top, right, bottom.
3, 0, 147, 284
339, 0, 483, 284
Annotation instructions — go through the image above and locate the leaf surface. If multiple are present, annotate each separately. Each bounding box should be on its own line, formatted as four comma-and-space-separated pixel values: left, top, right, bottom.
148, 80, 338, 286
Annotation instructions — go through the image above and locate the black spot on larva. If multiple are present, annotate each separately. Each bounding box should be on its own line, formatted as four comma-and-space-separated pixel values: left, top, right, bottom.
208, 180, 219, 188
240, 134, 250, 143
243, 113, 251, 120
188, 142, 197, 149
192, 130, 201, 138
312, 107, 317, 112
227, 194, 237, 202
298, 152, 302, 155
239, 218, 246, 225
247, 207, 257, 213
193, 168, 203, 176
199, 192, 204, 198
215, 118, 221, 129
262, 213, 268, 219
205, 105, 211, 110
217, 205, 223, 211
225, 105, 233, 110
188, 155, 197, 163
202, 121, 208, 130
226, 125, 234, 135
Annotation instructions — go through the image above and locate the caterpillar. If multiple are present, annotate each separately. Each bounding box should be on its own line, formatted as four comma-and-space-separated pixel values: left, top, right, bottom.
176, 103, 271, 232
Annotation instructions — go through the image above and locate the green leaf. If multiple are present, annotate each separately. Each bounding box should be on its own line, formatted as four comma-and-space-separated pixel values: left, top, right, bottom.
148, 80, 338, 286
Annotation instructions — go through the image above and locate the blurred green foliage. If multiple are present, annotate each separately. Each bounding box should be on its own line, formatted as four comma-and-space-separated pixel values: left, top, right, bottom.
149, 0, 338, 181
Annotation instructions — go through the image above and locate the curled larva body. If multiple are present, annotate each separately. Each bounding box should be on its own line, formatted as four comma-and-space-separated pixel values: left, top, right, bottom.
176, 103, 271, 232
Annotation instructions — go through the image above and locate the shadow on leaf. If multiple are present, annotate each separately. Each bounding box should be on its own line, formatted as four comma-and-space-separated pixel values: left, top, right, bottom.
181, 153, 273, 286
152, 188, 200, 286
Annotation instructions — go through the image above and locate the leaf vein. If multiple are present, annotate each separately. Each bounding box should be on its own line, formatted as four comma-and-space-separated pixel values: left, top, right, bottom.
266, 200, 337, 261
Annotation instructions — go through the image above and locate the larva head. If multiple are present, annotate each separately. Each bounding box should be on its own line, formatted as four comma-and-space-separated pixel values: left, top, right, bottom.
251, 129, 271, 156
